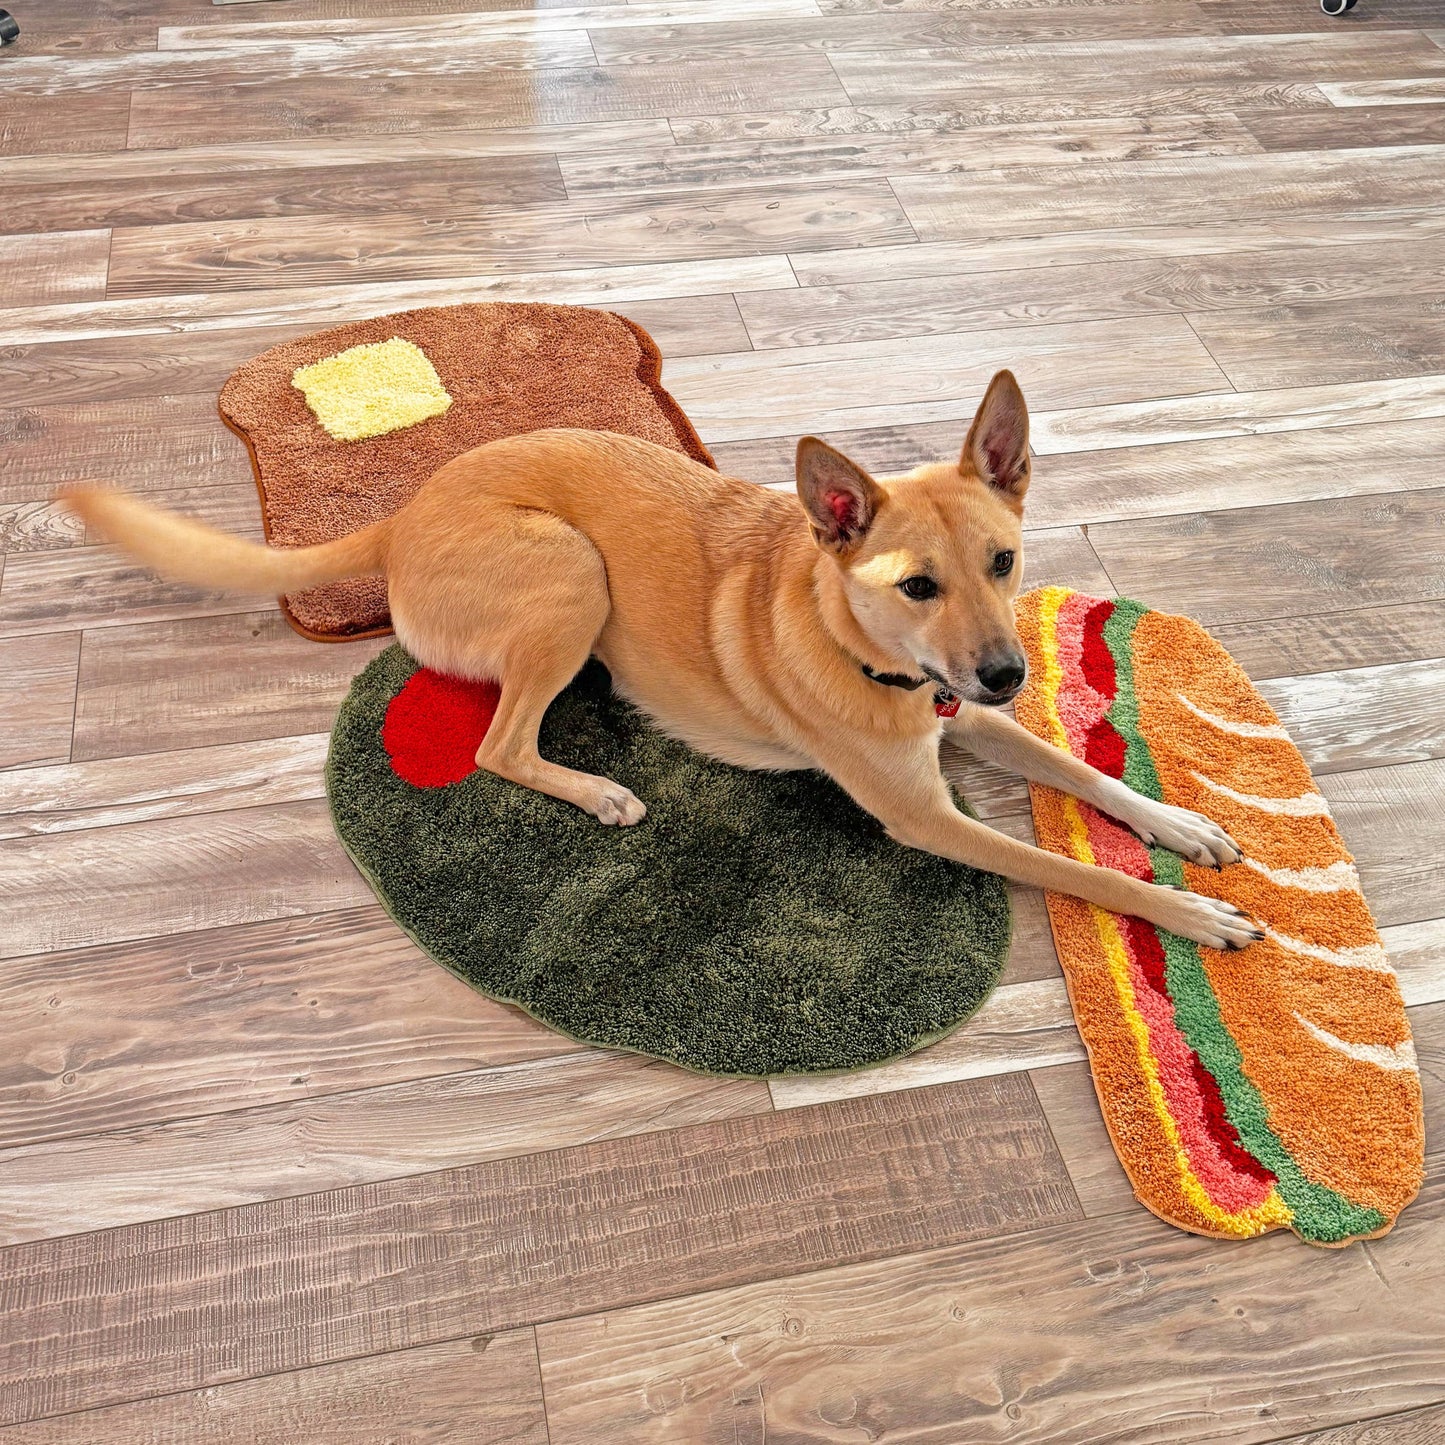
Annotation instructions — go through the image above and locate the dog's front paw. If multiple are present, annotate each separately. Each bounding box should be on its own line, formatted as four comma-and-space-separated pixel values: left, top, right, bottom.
1148, 888, 1262, 950
590, 779, 647, 827
1120, 796, 1241, 870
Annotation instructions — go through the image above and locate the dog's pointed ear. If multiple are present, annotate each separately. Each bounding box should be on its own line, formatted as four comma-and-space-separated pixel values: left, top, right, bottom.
963, 370, 1031, 500
796, 437, 886, 554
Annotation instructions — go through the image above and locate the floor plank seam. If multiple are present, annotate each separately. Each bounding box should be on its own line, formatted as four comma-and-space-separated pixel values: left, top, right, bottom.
531, 1325, 558, 1445
1021, 1069, 1090, 1218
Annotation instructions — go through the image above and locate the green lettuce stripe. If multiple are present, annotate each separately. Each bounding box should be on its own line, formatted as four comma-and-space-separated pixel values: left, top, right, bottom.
1101, 597, 1385, 1244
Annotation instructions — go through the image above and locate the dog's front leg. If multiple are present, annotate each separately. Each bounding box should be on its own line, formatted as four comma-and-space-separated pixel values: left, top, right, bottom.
822, 740, 1260, 949
947, 704, 1241, 870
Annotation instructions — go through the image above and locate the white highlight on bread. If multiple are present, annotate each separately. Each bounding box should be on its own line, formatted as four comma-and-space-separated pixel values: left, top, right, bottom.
1190, 773, 1331, 816
1265, 925, 1394, 974
1175, 693, 1292, 740
1293, 1014, 1418, 1073
1244, 857, 1361, 893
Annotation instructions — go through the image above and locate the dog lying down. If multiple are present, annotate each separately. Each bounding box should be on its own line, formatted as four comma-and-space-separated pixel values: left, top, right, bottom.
63, 370, 1261, 951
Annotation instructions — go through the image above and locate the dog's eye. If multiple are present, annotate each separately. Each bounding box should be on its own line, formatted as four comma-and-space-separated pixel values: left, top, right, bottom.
992, 550, 1015, 577
899, 576, 938, 600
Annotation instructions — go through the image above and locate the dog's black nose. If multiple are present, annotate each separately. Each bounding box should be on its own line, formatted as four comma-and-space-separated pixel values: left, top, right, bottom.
976, 655, 1026, 696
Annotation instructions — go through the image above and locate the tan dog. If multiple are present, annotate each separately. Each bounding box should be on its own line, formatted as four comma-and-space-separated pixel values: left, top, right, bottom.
63, 371, 1260, 949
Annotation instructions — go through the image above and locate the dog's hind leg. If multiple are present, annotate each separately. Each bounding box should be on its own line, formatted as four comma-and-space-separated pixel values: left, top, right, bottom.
479, 643, 647, 827
479, 522, 646, 826
393, 506, 645, 826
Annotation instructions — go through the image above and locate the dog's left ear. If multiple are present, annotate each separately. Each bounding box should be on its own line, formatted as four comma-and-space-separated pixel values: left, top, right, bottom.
796, 437, 887, 554
963, 369, 1030, 501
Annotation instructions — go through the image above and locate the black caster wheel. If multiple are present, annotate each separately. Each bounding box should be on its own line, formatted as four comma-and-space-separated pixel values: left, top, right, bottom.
0, 10, 18, 45
1320, 0, 1356, 12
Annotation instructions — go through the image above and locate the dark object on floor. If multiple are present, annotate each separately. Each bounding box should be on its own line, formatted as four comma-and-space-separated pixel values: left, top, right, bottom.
0, 11, 19, 44
220, 303, 714, 642
1320, 0, 1356, 13
328, 647, 1013, 1077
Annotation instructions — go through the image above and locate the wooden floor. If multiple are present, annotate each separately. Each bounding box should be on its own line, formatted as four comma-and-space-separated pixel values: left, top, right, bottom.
2, 0, 1444, 1438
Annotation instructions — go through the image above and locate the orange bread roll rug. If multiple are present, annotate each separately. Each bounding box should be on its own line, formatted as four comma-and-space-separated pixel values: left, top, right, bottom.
1014, 587, 1423, 1245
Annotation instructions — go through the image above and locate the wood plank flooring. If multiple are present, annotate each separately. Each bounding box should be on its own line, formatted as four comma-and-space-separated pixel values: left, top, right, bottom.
1, 0, 1442, 1439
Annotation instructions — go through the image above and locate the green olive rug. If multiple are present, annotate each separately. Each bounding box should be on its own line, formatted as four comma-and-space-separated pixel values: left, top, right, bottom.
327, 645, 1013, 1077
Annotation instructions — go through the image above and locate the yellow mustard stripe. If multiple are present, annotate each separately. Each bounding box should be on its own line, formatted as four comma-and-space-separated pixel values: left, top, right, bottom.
1036, 589, 1290, 1236
1033, 586, 1072, 753
1063, 797, 1292, 1237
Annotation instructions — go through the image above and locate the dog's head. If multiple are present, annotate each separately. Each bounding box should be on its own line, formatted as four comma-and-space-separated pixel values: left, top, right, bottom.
797, 369, 1030, 706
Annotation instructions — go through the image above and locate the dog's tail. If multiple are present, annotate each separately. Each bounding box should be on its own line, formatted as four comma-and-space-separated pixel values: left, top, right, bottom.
59, 485, 390, 595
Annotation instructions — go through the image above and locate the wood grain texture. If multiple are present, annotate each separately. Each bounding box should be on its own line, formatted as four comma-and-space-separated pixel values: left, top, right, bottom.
711, 416, 1004, 485
1027, 1060, 1136, 1218
712, 415, 1445, 527
105, 182, 913, 296
0, 906, 570, 1150
0, 254, 797, 346
0, 31, 601, 98
669, 83, 1335, 143
71, 613, 390, 762
0, 395, 249, 498
1384, 918, 1445, 1009
0, 799, 373, 961
559, 113, 1262, 196
770, 976, 1082, 1108
0, 634, 81, 772
1204, 0, 1445, 31
610, 293, 754, 357
0, 733, 328, 841
1420, 1002, 1445, 1180
737, 237, 1445, 350
1087, 488, 1445, 628
1320, 79, 1445, 109
1187, 295, 1445, 390
162, 0, 825, 47
0, 234, 110, 310
1211, 604, 1445, 682
1272, 1405, 1445, 1445
1, 297, 745, 417
834, 34, 1445, 99
162, 0, 822, 46
5, 119, 679, 185
534, 1177, 1445, 1445
0, 546, 255, 639
889, 147, 1445, 242
0, 95, 131, 158
1029, 375, 1445, 455
1256, 659, 1445, 777
0, 1050, 772, 1244
0, 1074, 1079, 1424
587, 3, 1230, 64
0, 153, 570, 235
1239, 104, 1445, 153
125, 56, 852, 147
0, 502, 84, 557
786, 209, 1445, 289
0, 1331, 550, 1445
665, 314, 1228, 442
1322, 758, 1445, 930
1, 330, 320, 412
1020, 418, 1445, 530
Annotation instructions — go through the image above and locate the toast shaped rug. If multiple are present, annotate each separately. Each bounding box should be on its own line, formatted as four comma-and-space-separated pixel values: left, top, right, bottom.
1014, 587, 1423, 1245
219, 302, 714, 641
327, 650, 1012, 1078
